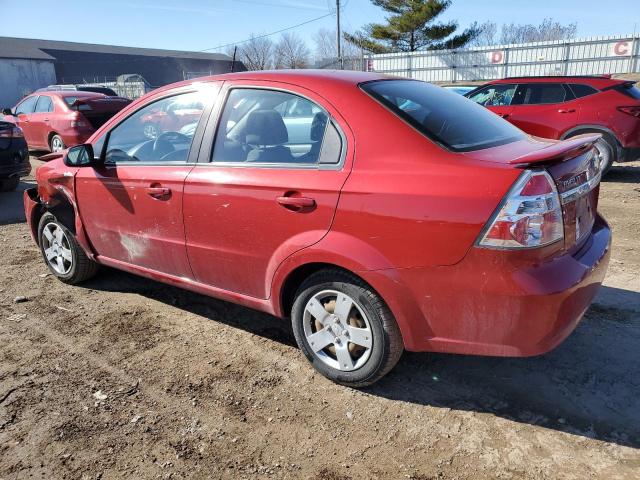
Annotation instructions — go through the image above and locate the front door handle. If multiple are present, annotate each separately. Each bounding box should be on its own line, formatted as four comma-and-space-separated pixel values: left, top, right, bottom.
276, 195, 316, 211
145, 185, 171, 199
557, 108, 576, 113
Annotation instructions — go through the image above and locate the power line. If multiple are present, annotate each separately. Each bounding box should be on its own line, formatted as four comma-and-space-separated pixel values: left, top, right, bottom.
199, 12, 335, 52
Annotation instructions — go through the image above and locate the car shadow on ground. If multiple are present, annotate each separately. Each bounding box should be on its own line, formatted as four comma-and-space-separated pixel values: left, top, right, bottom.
0, 180, 34, 225
83, 268, 640, 450
603, 164, 640, 183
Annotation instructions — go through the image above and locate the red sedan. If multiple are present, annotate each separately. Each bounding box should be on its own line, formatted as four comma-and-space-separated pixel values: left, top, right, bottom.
2, 91, 130, 152
23, 71, 611, 386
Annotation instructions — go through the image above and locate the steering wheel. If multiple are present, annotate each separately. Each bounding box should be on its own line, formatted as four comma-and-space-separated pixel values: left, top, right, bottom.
152, 131, 190, 157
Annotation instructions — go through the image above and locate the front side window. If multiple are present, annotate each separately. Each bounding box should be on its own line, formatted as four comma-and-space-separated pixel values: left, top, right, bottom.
363, 80, 524, 152
15, 96, 38, 115
102, 91, 208, 164
35, 96, 53, 113
515, 83, 567, 105
211, 88, 341, 165
467, 84, 517, 106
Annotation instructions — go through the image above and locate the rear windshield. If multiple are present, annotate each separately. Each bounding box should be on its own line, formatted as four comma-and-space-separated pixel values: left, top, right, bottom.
63, 96, 79, 107
361, 80, 524, 152
617, 82, 640, 100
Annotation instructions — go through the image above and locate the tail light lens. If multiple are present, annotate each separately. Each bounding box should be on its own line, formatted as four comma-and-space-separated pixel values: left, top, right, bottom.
478, 170, 564, 249
617, 106, 640, 118
0, 126, 24, 138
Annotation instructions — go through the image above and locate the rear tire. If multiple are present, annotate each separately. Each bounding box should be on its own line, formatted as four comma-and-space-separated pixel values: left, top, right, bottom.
0, 177, 19, 192
566, 130, 617, 176
49, 134, 65, 153
38, 212, 98, 284
291, 269, 404, 387
593, 136, 615, 176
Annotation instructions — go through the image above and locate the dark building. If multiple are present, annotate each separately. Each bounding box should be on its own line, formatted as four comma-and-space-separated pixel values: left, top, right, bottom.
0, 36, 244, 106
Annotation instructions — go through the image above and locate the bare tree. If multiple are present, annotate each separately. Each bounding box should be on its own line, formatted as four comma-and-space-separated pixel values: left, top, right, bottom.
274, 32, 311, 69
228, 35, 275, 71
313, 28, 360, 64
469, 21, 498, 47
500, 18, 577, 44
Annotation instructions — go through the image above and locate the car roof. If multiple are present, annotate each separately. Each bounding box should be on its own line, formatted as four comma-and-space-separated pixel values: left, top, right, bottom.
487, 75, 624, 89
151, 69, 397, 96
40, 91, 106, 98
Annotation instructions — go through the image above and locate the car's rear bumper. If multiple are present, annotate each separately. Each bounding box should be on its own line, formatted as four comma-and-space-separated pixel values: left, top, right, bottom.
361, 214, 611, 356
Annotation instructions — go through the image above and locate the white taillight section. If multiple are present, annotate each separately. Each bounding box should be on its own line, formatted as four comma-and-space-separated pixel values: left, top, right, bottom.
70, 120, 88, 128
478, 170, 564, 249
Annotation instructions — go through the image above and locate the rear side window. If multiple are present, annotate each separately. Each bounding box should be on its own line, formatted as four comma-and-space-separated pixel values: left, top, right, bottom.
362, 80, 524, 152
568, 84, 599, 99
514, 84, 567, 105
211, 88, 341, 165
35, 96, 54, 113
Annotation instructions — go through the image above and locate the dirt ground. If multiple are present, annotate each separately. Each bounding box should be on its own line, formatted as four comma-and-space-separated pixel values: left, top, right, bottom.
1, 158, 639, 480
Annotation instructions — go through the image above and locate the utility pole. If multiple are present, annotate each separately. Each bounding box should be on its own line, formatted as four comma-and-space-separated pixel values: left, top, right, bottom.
336, 0, 343, 69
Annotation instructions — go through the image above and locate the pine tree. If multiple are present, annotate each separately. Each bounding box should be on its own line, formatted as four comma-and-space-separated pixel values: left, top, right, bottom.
345, 0, 479, 53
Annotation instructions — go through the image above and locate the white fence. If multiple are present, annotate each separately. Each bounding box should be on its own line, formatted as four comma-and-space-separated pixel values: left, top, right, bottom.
368, 34, 640, 83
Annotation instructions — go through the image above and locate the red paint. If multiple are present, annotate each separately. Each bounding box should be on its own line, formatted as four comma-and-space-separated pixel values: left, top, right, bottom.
5, 92, 130, 151
25, 70, 611, 357
613, 41, 630, 56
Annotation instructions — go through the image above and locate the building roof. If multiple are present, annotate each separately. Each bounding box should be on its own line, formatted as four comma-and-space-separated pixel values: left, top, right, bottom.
0, 36, 231, 62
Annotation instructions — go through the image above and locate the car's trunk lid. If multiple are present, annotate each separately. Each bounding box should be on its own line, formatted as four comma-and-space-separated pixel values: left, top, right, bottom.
468, 134, 602, 252
70, 96, 131, 130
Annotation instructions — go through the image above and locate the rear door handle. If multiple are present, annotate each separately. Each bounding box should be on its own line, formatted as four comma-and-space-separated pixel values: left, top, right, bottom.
145, 186, 171, 199
557, 109, 576, 113
498, 113, 510, 118
276, 195, 316, 210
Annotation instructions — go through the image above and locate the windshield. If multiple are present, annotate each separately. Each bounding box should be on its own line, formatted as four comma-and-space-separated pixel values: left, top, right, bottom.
361, 80, 525, 152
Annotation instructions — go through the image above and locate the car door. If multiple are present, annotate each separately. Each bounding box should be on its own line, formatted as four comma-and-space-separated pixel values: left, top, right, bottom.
12, 95, 39, 147
183, 83, 352, 298
75, 84, 220, 277
507, 83, 579, 139
466, 83, 517, 120
31, 95, 54, 148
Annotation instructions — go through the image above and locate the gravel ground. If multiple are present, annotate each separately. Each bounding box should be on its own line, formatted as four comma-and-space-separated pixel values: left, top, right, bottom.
0, 158, 639, 479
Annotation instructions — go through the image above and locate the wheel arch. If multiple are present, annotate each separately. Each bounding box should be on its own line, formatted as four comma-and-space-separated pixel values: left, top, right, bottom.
560, 125, 621, 150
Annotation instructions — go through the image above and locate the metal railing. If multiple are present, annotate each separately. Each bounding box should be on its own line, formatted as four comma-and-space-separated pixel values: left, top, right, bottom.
366, 34, 640, 83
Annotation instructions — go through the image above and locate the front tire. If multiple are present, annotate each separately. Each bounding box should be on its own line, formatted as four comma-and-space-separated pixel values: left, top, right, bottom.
291, 269, 404, 387
38, 213, 98, 284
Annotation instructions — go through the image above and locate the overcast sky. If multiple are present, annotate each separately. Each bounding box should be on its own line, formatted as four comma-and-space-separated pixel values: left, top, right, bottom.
1, 0, 637, 53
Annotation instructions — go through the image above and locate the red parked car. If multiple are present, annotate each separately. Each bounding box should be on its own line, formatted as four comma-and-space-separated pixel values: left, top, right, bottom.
2, 91, 130, 152
23, 71, 611, 386
466, 75, 640, 174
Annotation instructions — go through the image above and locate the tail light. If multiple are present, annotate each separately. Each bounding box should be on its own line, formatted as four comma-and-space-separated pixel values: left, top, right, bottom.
70, 113, 88, 128
477, 170, 564, 249
0, 126, 24, 138
617, 106, 640, 118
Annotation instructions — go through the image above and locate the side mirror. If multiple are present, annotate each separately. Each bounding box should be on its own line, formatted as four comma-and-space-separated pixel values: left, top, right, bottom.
64, 144, 95, 167
2, 108, 13, 116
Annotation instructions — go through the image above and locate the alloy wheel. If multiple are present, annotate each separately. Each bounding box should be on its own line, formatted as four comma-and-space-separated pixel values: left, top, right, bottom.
302, 289, 373, 372
41, 222, 73, 275
51, 136, 64, 152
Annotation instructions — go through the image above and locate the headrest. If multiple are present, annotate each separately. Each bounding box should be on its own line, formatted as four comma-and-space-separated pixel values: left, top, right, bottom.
245, 110, 288, 145
310, 112, 328, 142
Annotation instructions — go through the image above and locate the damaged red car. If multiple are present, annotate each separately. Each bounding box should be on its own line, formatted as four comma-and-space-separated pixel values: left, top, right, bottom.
2, 91, 130, 152
24, 71, 611, 387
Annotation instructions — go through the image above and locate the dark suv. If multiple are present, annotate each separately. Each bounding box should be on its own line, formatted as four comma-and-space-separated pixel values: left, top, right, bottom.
466, 75, 640, 173
0, 121, 29, 191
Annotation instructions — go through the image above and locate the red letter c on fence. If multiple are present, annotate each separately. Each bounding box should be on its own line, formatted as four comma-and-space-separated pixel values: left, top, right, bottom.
613, 41, 630, 56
